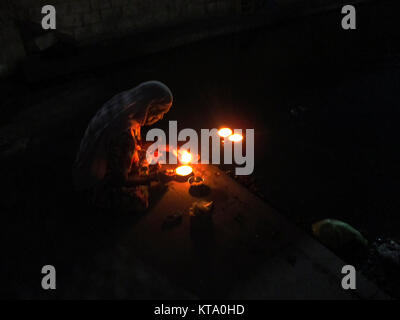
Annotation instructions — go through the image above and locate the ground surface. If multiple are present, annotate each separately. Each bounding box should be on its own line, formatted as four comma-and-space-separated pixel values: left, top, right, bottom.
119, 164, 386, 299
1, 2, 400, 298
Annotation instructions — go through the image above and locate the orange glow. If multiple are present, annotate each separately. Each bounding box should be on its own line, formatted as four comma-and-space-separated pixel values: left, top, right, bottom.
179, 150, 193, 164
175, 165, 193, 176
218, 128, 233, 138
172, 148, 194, 164
228, 133, 243, 142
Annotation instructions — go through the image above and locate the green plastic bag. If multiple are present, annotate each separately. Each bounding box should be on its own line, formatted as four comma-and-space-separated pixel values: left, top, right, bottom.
312, 219, 368, 250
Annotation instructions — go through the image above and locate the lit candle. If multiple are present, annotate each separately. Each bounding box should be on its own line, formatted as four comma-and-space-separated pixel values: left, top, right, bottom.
175, 165, 193, 176
179, 150, 193, 164
228, 133, 243, 142
218, 128, 233, 138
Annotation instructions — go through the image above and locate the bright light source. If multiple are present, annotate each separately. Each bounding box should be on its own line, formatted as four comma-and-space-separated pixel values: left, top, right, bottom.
228, 134, 243, 142
179, 150, 193, 164
175, 165, 193, 176
218, 128, 233, 138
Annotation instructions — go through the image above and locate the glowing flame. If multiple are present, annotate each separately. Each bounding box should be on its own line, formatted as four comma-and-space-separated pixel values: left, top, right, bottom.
228, 134, 243, 142
175, 165, 193, 176
218, 128, 233, 138
180, 150, 193, 164
172, 148, 194, 164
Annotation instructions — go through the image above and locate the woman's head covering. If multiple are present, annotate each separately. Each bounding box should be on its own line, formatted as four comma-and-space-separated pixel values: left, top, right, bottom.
74, 81, 172, 189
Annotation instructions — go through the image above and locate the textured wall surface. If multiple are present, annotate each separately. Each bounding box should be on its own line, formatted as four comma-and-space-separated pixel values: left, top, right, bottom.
0, 2, 26, 77
10, 0, 241, 42
0, 0, 364, 77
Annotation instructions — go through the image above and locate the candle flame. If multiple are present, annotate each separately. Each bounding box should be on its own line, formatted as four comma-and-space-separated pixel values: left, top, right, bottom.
175, 165, 193, 176
218, 128, 233, 138
180, 150, 193, 164
228, 133, 243, 142
172, 148, 194, 164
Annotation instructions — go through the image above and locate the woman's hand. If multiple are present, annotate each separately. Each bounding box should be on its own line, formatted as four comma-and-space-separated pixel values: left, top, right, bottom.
125, 169, 161, 187
130, 120, 141, 142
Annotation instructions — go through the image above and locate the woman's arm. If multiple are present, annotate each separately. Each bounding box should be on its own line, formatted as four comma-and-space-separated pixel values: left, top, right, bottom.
125, 171, 160, 187
107, 129, 162, 188
107, 130, 139, 187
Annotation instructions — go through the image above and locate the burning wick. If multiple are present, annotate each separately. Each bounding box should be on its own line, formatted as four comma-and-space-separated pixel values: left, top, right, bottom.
179, 150, 193, 164
173, 149, 194, 164
218, 128, 233, 138
228, 133, 243, 142
175, 165, 193, 176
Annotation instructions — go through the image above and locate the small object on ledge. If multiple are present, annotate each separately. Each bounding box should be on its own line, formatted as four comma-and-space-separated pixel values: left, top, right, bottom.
188, 176, 210, 197
160, 169, 175, 182
189, 200, 214, 217
165, 169, 175, 176
188, 176, 204, 187
162, 212, 183, 230
189, 201, 214, 234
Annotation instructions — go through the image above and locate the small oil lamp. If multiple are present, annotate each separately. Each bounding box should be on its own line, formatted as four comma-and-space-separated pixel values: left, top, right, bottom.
188, 175, 209, 196
218, 128, 233, 138
175, 165, 194, 181
228, 133, 243, 142
174, 148, 195, 181
175, 165, 193, 176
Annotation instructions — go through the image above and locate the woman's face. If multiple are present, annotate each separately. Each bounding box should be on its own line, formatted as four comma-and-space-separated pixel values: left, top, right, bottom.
145, 103, 171, 125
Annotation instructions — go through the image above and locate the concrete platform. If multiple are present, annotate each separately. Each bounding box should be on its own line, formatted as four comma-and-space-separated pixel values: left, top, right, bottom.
118, 164, 388, 299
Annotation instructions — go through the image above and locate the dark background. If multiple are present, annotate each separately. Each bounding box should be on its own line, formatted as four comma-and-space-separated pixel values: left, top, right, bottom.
1, 0, 400, 299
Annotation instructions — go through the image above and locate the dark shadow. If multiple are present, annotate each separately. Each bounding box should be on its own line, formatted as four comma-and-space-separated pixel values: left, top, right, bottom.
162, 212, 183, 231
190, 212, 216, 255
189, 184, 211, 197
114, 180, 170, 228
148, 181, 169, 210
209, 187, 229, 202
174, 174, 193, 183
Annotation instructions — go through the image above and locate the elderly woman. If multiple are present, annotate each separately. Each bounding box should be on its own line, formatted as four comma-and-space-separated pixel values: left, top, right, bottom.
73, 81, 173, 212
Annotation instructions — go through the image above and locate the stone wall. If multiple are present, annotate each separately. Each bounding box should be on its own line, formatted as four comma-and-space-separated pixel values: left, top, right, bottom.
0, 0, 369, 77
0, 1, 26, 77
10, 0, 241, 43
